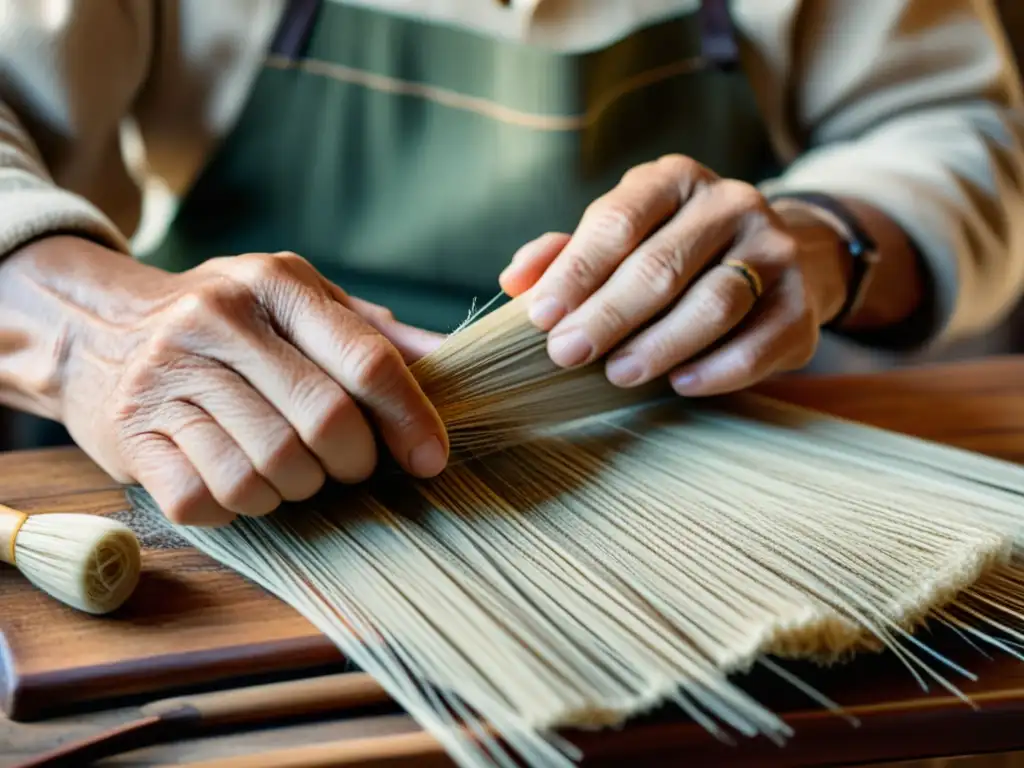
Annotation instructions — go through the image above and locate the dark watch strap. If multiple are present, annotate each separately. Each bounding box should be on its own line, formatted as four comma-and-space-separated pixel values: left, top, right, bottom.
768, 192, 880, 329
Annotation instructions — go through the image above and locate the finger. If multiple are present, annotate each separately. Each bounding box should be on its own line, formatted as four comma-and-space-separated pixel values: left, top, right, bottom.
124, 433, 236, 527
215, 324, 381, 484
226, 253, 448, 479
368, 316, 445, 364
184, 366, 327, 502
525, 158, 705, 330
288, 305, 449, 479
249, 261, 447, 478
498, 232, 572, 297
308, 278, 445, 363
189, 255, 378, 483
668, 272, 818, 397
344, 295, 394, 322
157, 401, 282, 517
604, 260, 765, 387
548, 180, 760, 368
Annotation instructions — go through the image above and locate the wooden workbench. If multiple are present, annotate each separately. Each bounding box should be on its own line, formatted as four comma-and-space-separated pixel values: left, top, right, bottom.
5, 357, 1024, 767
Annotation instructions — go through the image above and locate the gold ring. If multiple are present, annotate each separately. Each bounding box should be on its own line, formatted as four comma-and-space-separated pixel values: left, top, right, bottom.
721, 258, 763, 300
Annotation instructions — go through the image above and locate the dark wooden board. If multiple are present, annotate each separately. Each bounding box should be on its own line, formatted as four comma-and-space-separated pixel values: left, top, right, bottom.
3, 356, 1024, 729
0, 450, 341, 720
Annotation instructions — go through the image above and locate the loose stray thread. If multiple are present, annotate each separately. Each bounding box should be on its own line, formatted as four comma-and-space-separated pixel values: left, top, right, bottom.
129, 293, 1024, 768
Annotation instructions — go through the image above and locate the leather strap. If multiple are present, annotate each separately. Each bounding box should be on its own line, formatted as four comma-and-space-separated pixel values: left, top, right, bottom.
270, 1, 737, 68
270, 0, 324, 60
699, 0, 739, 70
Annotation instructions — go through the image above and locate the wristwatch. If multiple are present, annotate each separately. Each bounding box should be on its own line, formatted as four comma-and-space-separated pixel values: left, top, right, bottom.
768, 192, 880, 330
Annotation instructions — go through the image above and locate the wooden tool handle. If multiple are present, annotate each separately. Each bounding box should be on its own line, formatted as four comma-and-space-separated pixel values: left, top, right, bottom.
0, 503, 26, 566
13, 713, 189, 768
17, 673, 392, 768
141, 671, 391, 726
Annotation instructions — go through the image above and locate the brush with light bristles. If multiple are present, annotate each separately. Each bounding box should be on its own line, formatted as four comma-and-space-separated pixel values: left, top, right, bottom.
0, 505, 142, 614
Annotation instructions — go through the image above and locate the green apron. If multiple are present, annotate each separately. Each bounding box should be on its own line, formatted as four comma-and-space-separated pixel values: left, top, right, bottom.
143, 0, 780, 333
10, 0, 781, 448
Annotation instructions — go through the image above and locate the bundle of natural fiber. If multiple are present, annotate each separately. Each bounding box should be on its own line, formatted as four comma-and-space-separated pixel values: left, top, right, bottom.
127, 293, 1024, 768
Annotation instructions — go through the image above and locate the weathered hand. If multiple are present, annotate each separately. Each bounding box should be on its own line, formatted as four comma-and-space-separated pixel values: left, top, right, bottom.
499, 154, 850, 396
31, 239, 447, 526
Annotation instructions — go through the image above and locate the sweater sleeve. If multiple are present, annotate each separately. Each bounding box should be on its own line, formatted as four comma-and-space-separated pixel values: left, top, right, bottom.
0, 102, 130, 257
747, 0, 1024, 350
0, 1, 154, 259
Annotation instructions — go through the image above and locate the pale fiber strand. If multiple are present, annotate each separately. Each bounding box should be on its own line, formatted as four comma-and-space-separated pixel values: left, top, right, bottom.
140, 294, 1024, 768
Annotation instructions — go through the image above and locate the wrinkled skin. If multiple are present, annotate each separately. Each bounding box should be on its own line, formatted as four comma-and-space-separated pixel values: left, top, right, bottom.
4, 155, 857, 528
29, 242, 448, 527
500, 154, 849, 396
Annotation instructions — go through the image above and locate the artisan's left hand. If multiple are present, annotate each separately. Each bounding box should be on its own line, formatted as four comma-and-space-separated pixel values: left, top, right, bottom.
499, 154, 851, 396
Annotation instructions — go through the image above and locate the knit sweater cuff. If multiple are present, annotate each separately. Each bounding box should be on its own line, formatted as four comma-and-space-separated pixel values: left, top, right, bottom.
0, 177, 131, 260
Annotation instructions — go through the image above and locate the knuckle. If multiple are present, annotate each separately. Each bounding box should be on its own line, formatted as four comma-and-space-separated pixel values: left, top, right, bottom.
112, 356, 184, 424
306, 406, 352, 452
635, 246, 686, 301
249, 253, 292, 282
161, 483, 215, 526
291, 378, 353, 438
716, 179, 765, 212
233, 251, 306, 285
118, 340, 213, 406
620, 161, 655, 184
144, 325, 182, 363
732, 346, 766, 380
166, 407, 212, 437
220, 466, 269, 513
271, 250, 316, 280
655, 153, 699, 179
761, 230, 800, 266
345, 336, 404, 392
789, 303, 819, 338
170, 280, 254, 327
171, 288, 222, 321
699, 282, 744, 325
586, 198, 642, 249
592, 298, 629, 334
565, 253, 600, 290
257, 428, 306, 474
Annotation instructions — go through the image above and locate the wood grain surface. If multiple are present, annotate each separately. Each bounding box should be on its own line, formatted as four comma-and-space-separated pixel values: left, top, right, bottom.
3, 357, 1024, 767
0, 451, 340, 721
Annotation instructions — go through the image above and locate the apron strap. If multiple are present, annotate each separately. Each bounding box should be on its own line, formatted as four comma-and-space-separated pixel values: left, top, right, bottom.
270, 0, 324, 60
699, 0, 739, 71
270, 0, 738, 70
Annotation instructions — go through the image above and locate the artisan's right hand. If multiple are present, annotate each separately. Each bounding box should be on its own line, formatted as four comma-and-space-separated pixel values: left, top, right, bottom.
1, 237, 448, 526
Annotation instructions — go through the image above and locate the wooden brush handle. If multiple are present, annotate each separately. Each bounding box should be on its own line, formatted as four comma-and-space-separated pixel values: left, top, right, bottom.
16, 673, 393, 768
14, 713, 191, 768
0, 503, 27, 566
141, 671, 391, 726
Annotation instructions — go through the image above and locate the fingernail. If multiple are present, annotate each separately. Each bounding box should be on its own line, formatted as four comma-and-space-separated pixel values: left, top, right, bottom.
408, 436, 447, 477
548, 330, 593, 367
606, 354, 643, 387
671, 372, 699, 393
528, 296, 565, 329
